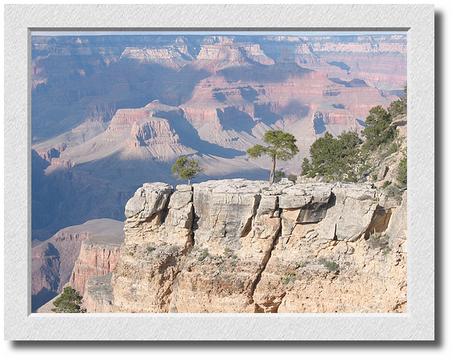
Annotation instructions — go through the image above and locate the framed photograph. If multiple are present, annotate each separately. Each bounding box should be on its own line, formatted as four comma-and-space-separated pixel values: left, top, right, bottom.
4, 4, 434, 341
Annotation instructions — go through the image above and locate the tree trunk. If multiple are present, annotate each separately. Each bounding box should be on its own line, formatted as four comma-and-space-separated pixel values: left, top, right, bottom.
187, 178, 191, 185
269, 155, 276, 185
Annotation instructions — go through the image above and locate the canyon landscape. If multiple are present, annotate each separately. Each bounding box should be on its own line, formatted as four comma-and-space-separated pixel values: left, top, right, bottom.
31, 32, 407, 312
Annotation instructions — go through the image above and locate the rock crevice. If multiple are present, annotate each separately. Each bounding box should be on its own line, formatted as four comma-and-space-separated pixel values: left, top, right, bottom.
83, 179, 407, 313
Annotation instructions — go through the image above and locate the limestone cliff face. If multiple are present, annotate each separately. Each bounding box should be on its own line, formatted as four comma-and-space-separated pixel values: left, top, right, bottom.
84, 179, 406, 313
70, 232, 123, 295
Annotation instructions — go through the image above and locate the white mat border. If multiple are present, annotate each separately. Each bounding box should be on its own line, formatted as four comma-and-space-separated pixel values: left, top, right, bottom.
4, 4, 434, 341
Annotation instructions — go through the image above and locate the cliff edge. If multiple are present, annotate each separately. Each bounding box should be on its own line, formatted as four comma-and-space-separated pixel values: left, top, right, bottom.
83, 178, 406, 313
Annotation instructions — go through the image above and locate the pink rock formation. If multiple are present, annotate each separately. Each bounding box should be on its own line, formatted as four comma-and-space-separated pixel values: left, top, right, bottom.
31, 219, 124, 311
70, 233, 123, 294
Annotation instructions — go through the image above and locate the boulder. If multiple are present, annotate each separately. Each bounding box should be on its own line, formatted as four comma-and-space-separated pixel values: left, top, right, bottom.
124, 182, 173, 220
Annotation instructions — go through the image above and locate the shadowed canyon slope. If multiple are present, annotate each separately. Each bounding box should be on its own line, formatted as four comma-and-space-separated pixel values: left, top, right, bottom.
32, 33, 406, 240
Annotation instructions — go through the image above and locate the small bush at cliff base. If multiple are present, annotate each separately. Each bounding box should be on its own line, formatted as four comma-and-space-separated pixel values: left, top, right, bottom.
368, 233, 390, 250
52, 286, 85, 313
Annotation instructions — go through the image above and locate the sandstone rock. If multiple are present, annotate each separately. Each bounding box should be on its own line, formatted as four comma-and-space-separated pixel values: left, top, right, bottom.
124, 183, 173, 220
318, 183, 378, 241
70, 228, 124, 295
83, 273, 115, 313
192, 179, 267, 253
83, 180, 406, 314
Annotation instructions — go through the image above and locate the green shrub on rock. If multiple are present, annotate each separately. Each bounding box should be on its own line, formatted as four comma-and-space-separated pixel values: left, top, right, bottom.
52, 286, 85, 313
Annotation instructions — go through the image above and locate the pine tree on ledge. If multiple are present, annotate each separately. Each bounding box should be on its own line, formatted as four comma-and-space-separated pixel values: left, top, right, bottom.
172, 156, 203, 185
247, 130, 299, 184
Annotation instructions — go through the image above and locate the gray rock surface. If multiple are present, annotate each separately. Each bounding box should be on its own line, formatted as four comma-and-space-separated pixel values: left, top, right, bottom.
124, 182, 173, 220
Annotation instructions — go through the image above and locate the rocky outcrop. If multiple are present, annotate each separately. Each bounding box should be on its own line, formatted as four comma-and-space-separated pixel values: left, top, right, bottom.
84, 179, 406, 313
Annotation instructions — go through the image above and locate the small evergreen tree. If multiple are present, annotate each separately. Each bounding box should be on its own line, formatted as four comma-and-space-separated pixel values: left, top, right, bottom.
52, 286, 85, 313
301, 131, 364, 182
363, 106, 396, 150
388, 86, 407, 118
172, 156, 202, 185
247, 130, 299, 184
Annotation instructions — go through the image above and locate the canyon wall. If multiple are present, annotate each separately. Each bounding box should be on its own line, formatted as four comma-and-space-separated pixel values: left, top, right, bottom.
31, 218, 124, 311
83, 179, 406, 313
31, 34, 406, 240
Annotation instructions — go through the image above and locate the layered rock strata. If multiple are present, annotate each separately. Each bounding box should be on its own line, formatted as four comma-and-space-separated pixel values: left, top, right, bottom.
70, 229, 124, 295
84, 179, 407, 313
31, 218, 124, 311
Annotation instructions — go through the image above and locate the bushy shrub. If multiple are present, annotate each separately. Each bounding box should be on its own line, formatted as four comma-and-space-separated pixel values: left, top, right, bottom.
274, 170, 286, 183
319, 258, 339, 272
363, 106, 396, 150
388, 86, 407, 117
52, 286, 85, 313
397, 155, 407, 187
301, 131, 365, 182
198, 248, 209, 261
281, 273, 296, 285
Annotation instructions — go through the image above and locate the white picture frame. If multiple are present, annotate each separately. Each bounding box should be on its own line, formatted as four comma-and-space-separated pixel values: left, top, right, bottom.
4, 4, 434, 341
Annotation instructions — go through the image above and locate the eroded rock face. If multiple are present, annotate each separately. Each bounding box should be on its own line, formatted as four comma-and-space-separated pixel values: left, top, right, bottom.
70, 230, 124, 295
31, 218, 124, 311
85, 179, 406, 313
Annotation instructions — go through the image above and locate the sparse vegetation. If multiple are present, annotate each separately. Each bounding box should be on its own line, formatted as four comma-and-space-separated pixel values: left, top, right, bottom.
223, 247, 234, 258
146, 245, 156, 254
296, 260, 308, 269
385, 141, 399, 156
171, 156, 202, 185
281, 273, 296, 285
368, 233, 390, 250
198, 248, 209, 261
397, 155, 407, 188
319, 258, 340, 272
384, 184, 403, 202
247, 130, 299, 184
52, 286, 85, 313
